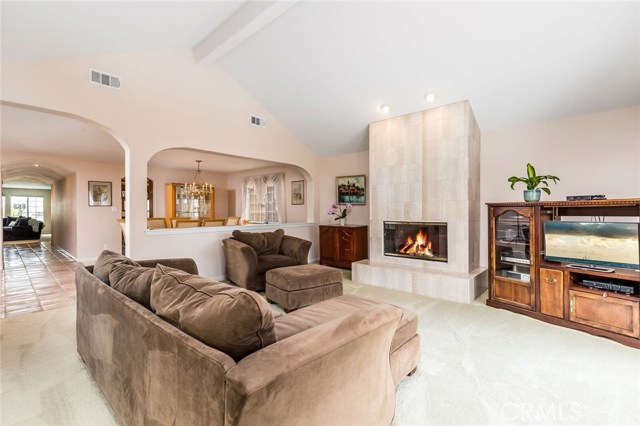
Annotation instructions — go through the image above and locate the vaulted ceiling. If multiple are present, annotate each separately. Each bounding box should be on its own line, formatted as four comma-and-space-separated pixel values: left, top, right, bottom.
1, 1, 639, 175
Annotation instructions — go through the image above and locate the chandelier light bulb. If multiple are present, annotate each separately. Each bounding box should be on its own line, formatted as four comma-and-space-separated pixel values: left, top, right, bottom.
181, 160, 214, 213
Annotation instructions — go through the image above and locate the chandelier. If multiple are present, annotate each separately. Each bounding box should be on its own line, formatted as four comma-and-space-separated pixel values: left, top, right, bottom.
181, 160, 214, 202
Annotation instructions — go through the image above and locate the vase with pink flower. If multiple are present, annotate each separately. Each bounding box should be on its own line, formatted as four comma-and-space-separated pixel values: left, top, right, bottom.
328, 202, 352, 226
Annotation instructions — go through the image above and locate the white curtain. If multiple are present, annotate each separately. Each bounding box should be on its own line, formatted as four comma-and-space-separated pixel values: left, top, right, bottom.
263, 173, 286, 223
241, 173, 286, 223
241, 176, 260, 221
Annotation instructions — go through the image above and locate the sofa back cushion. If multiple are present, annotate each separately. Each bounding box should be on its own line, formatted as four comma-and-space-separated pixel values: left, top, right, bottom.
150, 264, 276, 361
15, 217, 30, 226
232, 228, 284, 255
109, 263, 155, 310
93, 249, 140, 285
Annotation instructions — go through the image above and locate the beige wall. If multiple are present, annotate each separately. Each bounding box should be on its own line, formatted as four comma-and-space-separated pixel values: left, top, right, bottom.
480, 105, 640, 265
2, 49, 318, 262
4, 49, 637, 272
52, 174, 77, 256
2, 187, 52, 234
2, 151, 124, 259
318, 151, 369, 227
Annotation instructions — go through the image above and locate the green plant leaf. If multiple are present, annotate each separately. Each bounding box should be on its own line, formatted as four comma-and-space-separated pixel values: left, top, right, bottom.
526, 163, 536, 180
541, 187, 551, 195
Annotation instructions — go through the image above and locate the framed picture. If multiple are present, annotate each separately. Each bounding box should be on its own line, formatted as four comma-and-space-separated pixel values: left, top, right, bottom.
336, 175, 366, 205
291, 180, 304, 205
88, 181, 112, 206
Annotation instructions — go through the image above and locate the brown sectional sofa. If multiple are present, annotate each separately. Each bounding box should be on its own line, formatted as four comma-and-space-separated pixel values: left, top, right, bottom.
76, 251, 420, 426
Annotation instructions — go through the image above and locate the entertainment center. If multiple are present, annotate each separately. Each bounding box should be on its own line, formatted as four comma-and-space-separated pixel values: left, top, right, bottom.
487, 199, 640, 348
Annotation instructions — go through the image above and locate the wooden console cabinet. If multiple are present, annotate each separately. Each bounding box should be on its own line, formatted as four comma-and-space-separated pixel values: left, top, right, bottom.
487, 199, 640, 348
319, 225, 368, 269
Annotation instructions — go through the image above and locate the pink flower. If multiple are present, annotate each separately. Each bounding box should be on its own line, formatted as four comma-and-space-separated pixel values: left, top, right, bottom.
327, 202, 352, 220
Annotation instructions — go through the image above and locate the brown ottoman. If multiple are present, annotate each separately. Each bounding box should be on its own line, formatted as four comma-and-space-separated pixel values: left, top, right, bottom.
266, 264, 343, 312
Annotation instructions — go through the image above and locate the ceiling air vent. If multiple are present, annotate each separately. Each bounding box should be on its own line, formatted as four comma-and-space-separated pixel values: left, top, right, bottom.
250, 115, 266, 128
89, 68, 121, 90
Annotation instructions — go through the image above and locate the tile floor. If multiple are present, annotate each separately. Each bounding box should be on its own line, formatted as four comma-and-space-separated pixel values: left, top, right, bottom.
1, 241, 80, 318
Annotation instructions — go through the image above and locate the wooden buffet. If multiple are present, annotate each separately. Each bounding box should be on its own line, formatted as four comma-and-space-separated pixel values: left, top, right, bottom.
319, 225, 368, 269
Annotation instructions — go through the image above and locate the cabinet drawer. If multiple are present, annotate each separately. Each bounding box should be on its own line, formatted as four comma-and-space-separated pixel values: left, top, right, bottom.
539, 268, 563, 318
569, 290, 640, 338
492, 278, 534, 310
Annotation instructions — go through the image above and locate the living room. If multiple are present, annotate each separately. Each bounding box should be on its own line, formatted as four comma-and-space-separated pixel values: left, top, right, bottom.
1, 1, 639, 425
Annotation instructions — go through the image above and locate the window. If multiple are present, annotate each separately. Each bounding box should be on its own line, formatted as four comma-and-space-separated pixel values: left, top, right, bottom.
247, 187, 263, 222
10, 196, 44, 222
242, 173, 285, 223
265, 186, 277, 223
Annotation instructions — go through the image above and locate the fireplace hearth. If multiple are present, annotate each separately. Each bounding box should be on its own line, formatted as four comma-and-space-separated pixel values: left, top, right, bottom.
383, 221, 448, 262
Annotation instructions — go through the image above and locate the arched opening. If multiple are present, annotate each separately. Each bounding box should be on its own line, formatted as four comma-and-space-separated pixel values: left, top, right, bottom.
1, 103, 126, 256
147, 147, 314, 228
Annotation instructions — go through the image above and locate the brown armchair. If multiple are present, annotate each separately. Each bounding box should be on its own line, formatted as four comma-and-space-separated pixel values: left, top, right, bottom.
223, 229, 312, 291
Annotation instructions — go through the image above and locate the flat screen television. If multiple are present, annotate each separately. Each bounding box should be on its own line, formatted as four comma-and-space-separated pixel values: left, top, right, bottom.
543, 221, 640, 271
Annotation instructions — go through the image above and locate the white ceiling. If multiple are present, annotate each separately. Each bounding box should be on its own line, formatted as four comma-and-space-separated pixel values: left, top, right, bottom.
1, 1, 639, 165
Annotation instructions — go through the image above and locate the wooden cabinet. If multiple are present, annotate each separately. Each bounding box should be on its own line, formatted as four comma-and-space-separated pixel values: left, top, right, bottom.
165, 183, 215, 220
487, 199, 640, 349
319, 225, 368, 269
539, 268, 563, 318
569, 289, 639, 338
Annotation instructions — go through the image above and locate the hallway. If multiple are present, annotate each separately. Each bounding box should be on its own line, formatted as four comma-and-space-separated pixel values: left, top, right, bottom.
1, 242, 79, 318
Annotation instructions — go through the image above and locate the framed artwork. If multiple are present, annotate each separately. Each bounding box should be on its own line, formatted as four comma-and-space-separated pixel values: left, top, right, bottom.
88, 181, 112, 206
291, 180, 304, 205
336, 175, 366, 205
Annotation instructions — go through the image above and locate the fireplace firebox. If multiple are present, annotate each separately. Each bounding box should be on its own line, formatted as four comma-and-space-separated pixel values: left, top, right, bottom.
383, 221, 448, 262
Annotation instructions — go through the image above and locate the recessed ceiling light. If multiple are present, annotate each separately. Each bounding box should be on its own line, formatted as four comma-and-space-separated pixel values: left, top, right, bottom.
425, 92, 437, 103
380, 104, 391, 113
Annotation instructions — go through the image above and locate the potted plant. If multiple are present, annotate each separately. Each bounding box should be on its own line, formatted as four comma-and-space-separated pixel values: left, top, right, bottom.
327, 202, 352, 226
508, 163, 560, 202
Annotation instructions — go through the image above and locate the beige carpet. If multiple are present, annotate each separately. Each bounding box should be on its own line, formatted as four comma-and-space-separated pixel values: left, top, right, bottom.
2, 278, 639, 426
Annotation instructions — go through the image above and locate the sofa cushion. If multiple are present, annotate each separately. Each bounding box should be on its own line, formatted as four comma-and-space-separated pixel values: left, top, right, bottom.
256, 254, 299, 274
15, 217, 30, 226
93, 249, 140, 285
150, 264, 277, 361
232, 229, 284, 255
109, 263, 155, 310
275, 294, 418, 354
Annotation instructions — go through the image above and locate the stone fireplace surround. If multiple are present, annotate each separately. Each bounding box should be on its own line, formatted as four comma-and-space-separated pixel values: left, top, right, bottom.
352, 101, 487, 304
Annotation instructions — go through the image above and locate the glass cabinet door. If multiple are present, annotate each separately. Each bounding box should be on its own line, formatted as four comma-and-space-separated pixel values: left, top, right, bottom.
490, 207, 536, 310
494, 209, 532, 282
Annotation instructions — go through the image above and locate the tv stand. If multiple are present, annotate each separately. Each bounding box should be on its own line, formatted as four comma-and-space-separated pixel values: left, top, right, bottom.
487, 199, 640, 349
566, 263, 615, 273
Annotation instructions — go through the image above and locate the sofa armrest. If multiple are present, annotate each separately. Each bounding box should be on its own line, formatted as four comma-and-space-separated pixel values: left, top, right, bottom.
137, 258, 199, 274
279, 235, 311, 265
223, 239, 259, 289
224, 304, 401, 426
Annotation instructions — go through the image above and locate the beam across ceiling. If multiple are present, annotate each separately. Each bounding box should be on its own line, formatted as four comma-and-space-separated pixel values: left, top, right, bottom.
193, 0, 298, 66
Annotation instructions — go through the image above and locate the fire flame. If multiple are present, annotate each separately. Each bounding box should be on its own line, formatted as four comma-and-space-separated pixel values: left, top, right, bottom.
398, 229, 434, 257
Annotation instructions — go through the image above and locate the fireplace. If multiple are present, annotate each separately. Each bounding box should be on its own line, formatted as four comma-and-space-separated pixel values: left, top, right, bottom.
383, 221, 448, 262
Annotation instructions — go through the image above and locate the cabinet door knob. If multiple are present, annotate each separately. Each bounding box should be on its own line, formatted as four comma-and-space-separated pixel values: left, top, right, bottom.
545, 277, 557, 285
602, 292, 607, 298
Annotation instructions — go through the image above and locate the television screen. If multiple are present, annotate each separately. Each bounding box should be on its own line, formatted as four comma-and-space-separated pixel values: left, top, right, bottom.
544, 221, 640, 270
